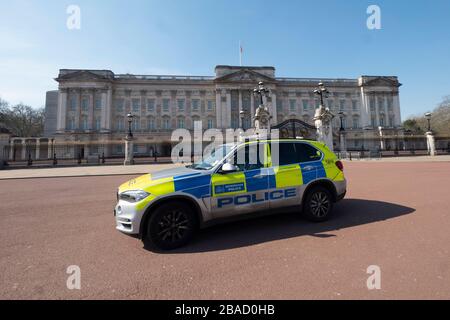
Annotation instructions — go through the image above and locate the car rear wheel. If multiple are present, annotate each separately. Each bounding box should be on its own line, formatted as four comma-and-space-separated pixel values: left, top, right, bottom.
302, 186, 334, 222
144, 201, 197, 250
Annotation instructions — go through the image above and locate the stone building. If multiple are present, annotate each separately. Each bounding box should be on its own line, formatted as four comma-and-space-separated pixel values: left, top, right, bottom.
44, 65, 403, 158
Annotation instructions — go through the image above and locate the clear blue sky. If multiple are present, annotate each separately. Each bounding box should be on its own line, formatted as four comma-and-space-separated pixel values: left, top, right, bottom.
1, 0, 449, 119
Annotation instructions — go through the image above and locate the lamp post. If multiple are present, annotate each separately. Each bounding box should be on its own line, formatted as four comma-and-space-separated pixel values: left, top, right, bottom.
124, 113, 135, 165
313, 81, 334, 152
126, 113, 134, 139
425, 112, 432, 132
253, 81, 270, 106
338, 111, 346, 156
424, 112, 436, 156
239, 110, 247, 130
314, 82, 329, 107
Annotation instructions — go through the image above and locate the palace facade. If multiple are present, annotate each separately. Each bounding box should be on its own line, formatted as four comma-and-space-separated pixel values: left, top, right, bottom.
44, 65, 403, 158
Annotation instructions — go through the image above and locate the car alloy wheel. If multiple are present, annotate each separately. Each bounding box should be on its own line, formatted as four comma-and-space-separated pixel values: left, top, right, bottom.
157, 210, 190, 243
309, 191, 331, 218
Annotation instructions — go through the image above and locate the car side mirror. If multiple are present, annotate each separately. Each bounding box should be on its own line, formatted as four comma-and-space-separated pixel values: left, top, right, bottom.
220, 163, 238, 173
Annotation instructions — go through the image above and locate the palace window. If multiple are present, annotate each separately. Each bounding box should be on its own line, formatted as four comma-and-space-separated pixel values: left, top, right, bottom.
81, 97, 89, 111
177, 118, 185, 129
370, 97, 376, 111
69, 96, 77, 111
116, 118, 124, 131
302, 100, 309, 111
132, 99, 140, 113
68, 118, 75, 130
162, 118, 170, 129
95, 117, 101, 130
339, 100, 346, 111
148, 118, 155, 130
352, 100, 358, 111
352, 117, 359, 129
177, 99, 185, 112
147, 99, 155, 112
207, 118, 214, 129
192, 99, 200, 112
162, 99, 170, 112
289, 99, 296, 112
81, 116, 88, 130
132, 117, 140, 131
95, 97, 102, 110
115, 99, 124, 112
371, 116, 377, 127
277, 99, 283, 112
207, 100, 214, 111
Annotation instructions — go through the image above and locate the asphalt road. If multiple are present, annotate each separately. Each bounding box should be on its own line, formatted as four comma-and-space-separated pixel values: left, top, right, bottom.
1, 161, 449, 299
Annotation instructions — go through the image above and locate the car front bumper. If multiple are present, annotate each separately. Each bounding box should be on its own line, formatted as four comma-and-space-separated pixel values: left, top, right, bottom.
114, 200, 146, 235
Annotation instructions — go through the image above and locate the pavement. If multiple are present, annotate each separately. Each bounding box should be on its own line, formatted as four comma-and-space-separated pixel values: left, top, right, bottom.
1, 160, 449, 299
0, 163, 183, 180
1, 154, 450, 180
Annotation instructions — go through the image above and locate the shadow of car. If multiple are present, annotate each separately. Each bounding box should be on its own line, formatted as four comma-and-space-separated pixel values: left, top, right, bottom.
144, 198, 415, 253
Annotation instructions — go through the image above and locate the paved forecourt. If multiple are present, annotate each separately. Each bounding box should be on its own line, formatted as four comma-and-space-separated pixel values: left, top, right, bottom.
0, 160, 449, 299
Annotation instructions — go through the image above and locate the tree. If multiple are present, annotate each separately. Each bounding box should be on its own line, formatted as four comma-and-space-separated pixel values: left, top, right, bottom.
0, 98, 45, 137
403, 95, 450, 135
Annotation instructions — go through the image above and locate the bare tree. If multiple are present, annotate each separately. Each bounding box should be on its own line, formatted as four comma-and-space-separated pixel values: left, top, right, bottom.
404, 95, 450, 135
0, 99, 45, 137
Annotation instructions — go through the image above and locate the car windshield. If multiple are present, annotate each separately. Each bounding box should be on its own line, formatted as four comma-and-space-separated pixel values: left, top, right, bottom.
187, 144, 235, 170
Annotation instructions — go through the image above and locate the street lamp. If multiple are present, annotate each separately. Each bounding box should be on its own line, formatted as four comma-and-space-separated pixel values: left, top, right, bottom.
338, 111, 345, 132
424, 112, 432, 132
239, 110, 247, 129
253, 81, 270, 105
126, 113, 134, 139
314, 82, 329, 106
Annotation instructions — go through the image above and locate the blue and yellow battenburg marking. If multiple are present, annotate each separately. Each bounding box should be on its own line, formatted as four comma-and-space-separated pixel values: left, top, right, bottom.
120, 140, 344, 211
217, 188, 297, 208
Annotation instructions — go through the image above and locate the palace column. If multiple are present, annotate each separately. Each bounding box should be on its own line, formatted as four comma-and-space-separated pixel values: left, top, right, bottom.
9, 140, 15, 161
88, 89, 95, 131
35, 139, 40, 160
393, 92, 401, 126
56, 89, 68, 132
215, 89, 222, 129
21, 139, 26, 160
75, 89, 81, 130
225, 90, 232, 128
250, 91, 255, 121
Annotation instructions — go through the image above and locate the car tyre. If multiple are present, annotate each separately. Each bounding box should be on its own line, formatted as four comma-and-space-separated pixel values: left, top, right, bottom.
144, 201, 197, 250
302, 186, 334, 222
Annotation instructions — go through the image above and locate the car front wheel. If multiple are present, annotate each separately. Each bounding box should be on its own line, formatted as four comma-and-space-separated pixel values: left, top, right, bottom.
144, 201, 197, 250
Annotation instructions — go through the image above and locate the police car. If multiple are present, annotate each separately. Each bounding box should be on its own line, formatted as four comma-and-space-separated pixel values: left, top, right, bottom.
115, 139, 346, 250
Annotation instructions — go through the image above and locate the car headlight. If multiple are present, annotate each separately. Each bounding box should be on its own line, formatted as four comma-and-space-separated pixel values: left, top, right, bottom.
119, 190, 150, 203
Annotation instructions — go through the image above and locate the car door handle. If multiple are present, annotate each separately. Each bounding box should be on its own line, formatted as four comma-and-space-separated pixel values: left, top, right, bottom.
253, 174, 265, 179
303, 166, 315, 171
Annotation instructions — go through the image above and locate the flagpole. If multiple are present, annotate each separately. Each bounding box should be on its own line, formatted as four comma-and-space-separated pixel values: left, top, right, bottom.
239, 41, 242, 66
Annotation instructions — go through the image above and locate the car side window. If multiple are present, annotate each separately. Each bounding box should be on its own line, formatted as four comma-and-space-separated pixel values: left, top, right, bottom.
296, 143, 322, 162
272, 142, 297, 166
231, 143, 265, 171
